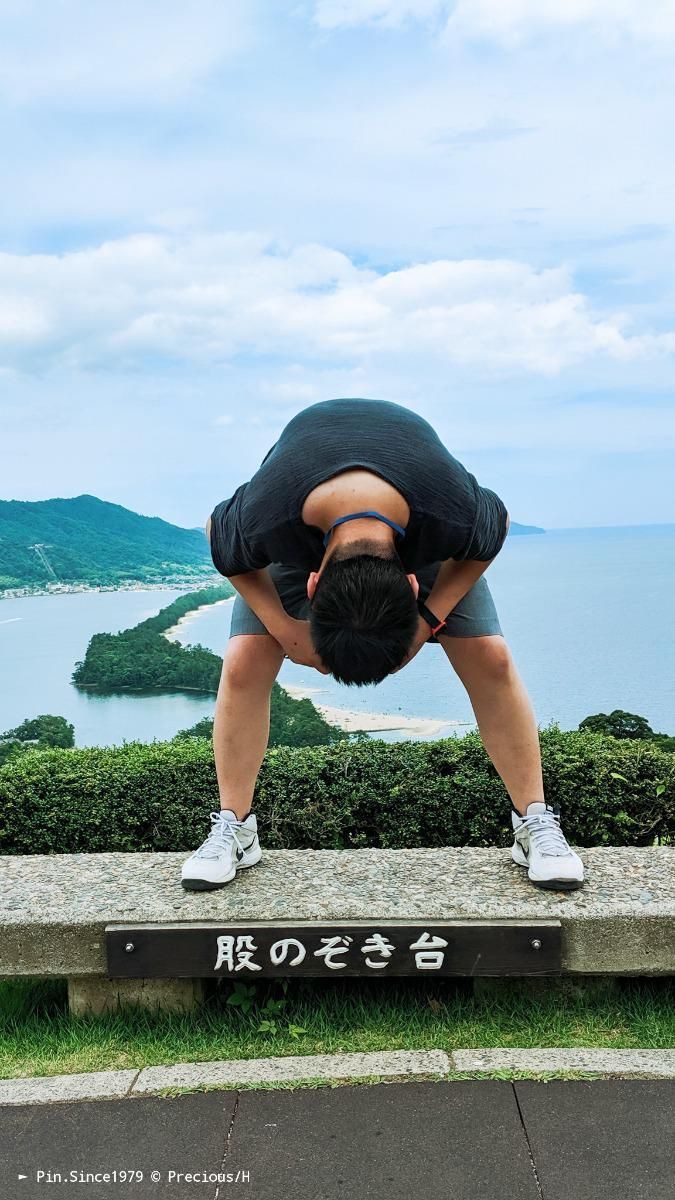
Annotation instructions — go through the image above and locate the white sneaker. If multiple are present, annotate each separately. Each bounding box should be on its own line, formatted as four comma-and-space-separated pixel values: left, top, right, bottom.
181, 809, 262, 891
511, 801, 585, 890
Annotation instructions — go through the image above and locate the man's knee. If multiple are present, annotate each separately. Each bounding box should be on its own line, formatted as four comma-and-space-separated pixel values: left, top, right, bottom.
446, 634, 513, 682
222, 635, 284, 690
468, 635, 512, 680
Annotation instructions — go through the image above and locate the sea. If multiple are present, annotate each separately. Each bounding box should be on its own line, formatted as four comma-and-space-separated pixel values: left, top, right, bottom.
1, 524, 674, 746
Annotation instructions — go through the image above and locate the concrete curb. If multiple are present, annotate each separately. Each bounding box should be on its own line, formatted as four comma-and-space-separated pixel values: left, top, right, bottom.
453, 1048, 675, 1077
2, 1048, 675, 1105
0, 1069, 140, 1107
133, 1049, 449, 1092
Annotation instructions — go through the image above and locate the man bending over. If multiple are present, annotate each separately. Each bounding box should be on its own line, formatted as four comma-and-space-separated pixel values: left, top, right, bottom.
181, 397, 584, 893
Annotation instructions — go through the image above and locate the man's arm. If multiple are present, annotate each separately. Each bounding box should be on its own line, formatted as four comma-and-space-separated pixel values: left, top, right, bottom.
204, 517, 327, 672
391, 510, 510, 672
205, 513, 291, 640
424, 512, 510, 626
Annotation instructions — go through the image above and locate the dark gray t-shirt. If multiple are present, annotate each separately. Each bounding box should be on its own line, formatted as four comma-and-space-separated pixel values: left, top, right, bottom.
209, 398, 508, 576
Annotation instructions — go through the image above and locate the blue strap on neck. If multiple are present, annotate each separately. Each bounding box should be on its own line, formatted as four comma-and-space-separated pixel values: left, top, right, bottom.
322, 510, 407, 548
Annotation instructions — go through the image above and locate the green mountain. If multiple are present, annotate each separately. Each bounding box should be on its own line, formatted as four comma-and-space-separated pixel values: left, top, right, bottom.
0, 495, 214, 590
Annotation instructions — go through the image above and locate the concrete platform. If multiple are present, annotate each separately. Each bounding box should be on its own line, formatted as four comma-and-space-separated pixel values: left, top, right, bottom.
1, 847, 673, 1011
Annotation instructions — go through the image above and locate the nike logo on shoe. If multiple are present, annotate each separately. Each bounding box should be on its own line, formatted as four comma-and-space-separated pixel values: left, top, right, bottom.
236, 848, 244, 860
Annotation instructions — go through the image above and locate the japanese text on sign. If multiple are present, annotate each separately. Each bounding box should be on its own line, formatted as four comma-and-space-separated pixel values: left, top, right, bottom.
213, 930, 449, 973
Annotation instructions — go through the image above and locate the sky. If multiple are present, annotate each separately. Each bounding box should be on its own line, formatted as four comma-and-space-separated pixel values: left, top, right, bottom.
1, 0, 674, 530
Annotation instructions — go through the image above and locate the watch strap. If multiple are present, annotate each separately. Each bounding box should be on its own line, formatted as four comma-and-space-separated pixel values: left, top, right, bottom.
418, 599, 447, 635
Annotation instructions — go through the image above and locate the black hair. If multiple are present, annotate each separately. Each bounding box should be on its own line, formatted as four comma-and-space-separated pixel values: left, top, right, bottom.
308, 539, 419, 685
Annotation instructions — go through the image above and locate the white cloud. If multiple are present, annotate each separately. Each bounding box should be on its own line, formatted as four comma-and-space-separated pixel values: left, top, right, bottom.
313, 0, 446, 28
313, 0, 675, 40
446, 0, 675, 43
1, 231, 674, 377
0, 0, 254, 105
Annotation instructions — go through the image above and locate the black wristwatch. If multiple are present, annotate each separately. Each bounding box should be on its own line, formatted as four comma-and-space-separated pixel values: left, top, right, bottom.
417, 599, 447, 636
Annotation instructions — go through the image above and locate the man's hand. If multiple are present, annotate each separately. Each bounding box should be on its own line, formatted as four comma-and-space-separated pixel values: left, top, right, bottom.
390, 615, 432, 674
278, 617, 330, 674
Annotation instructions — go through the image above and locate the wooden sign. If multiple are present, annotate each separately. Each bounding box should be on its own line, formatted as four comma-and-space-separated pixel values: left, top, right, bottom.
106, 920, 562, 978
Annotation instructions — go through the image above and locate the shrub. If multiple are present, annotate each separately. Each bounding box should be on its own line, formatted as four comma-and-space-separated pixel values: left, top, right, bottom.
0, 724, 672, 855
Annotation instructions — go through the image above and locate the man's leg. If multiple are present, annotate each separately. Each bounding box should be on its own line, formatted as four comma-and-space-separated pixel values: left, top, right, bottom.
438, 633, 544, 816
214, 633, 285, 818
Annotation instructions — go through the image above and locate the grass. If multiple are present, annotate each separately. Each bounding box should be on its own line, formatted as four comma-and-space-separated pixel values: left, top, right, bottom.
150, 1071, 622, 1097
0, 974, 673, 1080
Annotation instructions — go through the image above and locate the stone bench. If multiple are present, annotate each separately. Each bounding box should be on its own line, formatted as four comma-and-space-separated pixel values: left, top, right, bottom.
1, 847, 673, 1013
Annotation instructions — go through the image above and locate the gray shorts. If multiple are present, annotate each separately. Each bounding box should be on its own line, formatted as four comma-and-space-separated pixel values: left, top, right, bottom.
229, 561, 503, 642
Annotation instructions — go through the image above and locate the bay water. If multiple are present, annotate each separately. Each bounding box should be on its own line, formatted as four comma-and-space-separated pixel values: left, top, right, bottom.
1, 524, 673, 746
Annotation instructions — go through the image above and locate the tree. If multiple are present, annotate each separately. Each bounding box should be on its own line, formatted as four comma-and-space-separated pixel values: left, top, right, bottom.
1, 714, 75, 748
579, 710, 654, 740
174, 682, 347, 749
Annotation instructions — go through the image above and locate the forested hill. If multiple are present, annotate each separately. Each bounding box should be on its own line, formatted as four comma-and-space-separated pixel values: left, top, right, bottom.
0, 495, 214, 590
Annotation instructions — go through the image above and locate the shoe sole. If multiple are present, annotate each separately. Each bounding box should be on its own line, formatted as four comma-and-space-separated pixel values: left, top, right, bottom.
511, 842, 584, 891
181, 845, 262, 891
526, 875, 584, 891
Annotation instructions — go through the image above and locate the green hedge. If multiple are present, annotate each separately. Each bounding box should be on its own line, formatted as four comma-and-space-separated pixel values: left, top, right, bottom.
0, 725, 672, 855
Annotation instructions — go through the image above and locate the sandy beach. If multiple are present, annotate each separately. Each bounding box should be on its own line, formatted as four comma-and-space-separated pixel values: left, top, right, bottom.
163, 596, 234, 640
282, 683, 468, 736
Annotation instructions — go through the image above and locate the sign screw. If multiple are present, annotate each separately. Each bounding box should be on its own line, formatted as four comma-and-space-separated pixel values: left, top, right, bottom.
531, 939, 542, 951
125, 942, 135, 953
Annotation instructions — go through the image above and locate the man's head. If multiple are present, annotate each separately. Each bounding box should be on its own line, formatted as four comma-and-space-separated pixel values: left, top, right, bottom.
306, 538, 420, 685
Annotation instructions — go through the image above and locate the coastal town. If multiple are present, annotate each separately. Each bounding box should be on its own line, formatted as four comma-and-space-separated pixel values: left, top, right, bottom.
0, 575, 220, 601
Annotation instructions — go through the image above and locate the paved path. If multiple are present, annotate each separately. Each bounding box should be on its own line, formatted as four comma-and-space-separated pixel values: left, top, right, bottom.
1, 1079, 673, 1198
